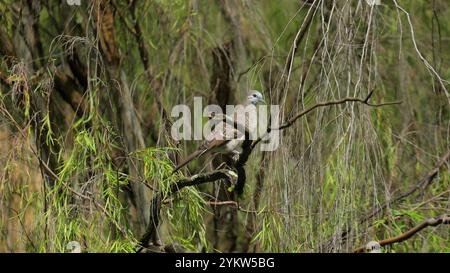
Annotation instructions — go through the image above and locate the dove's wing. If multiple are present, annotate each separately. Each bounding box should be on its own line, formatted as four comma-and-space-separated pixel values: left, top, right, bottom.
172, 120, 238, 173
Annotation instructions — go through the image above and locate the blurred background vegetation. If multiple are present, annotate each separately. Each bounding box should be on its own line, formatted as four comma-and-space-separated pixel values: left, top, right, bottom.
0, 0, 449, 253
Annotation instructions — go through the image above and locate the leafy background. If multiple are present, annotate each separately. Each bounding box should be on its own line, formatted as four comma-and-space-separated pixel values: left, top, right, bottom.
0, 0, 449, 252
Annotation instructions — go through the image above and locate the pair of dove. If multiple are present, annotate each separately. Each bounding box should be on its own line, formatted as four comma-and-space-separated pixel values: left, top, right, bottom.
172, 90, 265, 173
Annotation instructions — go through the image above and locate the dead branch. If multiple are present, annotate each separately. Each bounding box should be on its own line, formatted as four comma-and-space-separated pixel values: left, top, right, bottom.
278, 91, 401, 130
354, 214, 450, 253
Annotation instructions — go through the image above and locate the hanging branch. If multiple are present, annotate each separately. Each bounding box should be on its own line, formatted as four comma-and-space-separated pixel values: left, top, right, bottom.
354, 214, 450, 253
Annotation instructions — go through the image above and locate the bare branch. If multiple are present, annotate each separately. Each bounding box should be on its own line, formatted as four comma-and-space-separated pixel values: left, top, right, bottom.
251, 92, 401, 149
354, 214, 450, 253
323, 149, 450, 251
276, 95, 401, 131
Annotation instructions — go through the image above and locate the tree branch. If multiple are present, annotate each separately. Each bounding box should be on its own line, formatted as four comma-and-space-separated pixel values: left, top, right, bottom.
141, 92, 401, 250
171, 170, 234, 192
364, 149, 450, 223
354, 214, 450, 253
322, 149, 450, 251
230, 91, 401, 195
251, 91, 401, 150
137, 170, 235, 251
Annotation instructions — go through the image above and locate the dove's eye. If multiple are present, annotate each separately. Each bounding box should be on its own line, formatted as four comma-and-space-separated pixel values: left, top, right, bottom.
252, 94, 257, 97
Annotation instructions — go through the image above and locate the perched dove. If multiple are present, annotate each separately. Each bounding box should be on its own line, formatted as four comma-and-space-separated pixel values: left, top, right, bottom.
172, 90, 265, 173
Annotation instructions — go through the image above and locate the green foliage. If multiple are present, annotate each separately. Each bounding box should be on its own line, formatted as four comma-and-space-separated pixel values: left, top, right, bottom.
0, 0, 449, 253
